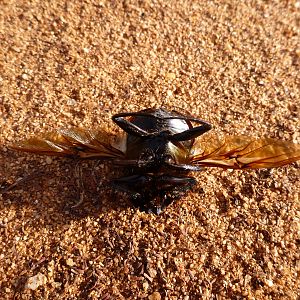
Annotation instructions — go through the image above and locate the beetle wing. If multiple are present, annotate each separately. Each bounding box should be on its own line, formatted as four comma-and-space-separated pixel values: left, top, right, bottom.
190, 134, 300, 169
10, 128, 125, 159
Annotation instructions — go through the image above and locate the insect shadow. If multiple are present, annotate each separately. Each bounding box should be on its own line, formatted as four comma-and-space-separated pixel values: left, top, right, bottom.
0, 153, 133, 218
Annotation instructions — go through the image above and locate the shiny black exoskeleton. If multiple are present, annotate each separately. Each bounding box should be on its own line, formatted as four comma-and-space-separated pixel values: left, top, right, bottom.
111, 108, 212, 214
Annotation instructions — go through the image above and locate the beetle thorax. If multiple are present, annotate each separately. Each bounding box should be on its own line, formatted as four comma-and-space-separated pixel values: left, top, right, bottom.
126, 131, 171, 169
124, 110, 194, 170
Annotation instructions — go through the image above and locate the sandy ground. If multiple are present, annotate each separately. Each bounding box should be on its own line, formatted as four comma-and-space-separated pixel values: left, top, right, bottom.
0, 0, 299, 299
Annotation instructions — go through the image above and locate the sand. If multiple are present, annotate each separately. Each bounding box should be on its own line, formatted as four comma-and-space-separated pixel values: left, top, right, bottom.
0, 0, 299, 299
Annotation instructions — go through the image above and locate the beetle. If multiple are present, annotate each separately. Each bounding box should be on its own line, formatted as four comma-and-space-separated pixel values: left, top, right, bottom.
9, 108, 300, 214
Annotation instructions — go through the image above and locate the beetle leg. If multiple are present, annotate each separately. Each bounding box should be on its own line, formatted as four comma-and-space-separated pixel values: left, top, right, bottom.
111, 174, 148, 199
112, 115, 150, 137
112, 174, 151, 190
170, 121, 212, 142
155, 175, 196, 190
112, 174, 195, 192
164, 163, 202, 171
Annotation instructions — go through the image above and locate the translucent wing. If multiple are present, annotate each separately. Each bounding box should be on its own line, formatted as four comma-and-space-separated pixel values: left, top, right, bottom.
190, 134, 300, 169
10, 128, 125, 159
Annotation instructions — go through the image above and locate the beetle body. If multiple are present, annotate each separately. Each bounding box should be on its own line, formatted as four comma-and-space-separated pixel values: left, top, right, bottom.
9, 107, 300, 214
111, 108, 212, 213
